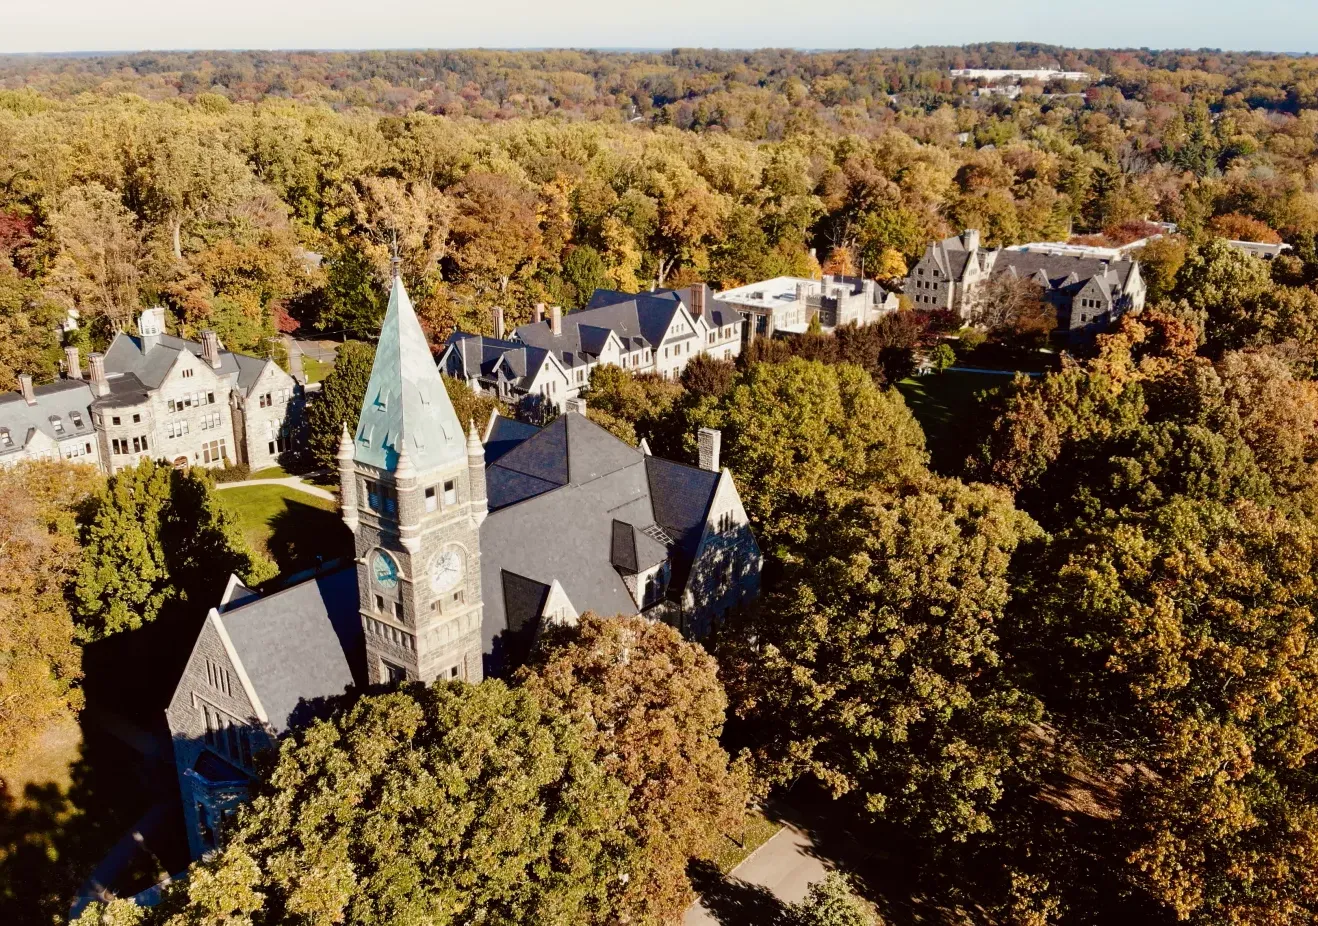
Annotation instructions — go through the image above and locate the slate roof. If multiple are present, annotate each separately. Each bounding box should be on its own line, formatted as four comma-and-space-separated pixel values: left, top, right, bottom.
484, 414, 543, 464
217, 567, 364, 734
0, 379, 97, 458
354, 274, 467, 473
515, 292, 685, 365
101, 331, 272, 395
993, 251, 1135, 299
478, 413, 723, 654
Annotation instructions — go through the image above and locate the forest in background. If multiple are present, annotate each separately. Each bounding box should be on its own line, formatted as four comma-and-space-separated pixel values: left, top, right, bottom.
3, 44, 1318, 392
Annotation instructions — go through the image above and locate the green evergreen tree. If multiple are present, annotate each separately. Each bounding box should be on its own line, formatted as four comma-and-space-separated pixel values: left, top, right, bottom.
561, 244, 608, 308
304, 339, 376, 471
786, 873, 878, 926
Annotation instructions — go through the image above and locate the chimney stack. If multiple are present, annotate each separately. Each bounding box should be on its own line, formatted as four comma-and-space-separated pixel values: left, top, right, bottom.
88, 353, 109, 397
201, 330, 222, 369
690, 285, 706, 318
698, 427, 722, 472
18, 373, 35, 406
534, 303, 546, 324
494, 305, 506, 340
64, 346, 82, 380
963, 229, 981, 252
551, 305, 562, 337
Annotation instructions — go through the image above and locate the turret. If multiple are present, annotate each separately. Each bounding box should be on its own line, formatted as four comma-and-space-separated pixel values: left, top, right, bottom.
337, 422, 358, 532
394, 440, 420, 553
467, 419, 487, 526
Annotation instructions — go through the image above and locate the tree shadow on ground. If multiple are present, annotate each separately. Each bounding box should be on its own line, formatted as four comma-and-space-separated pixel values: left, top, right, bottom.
687, 857, 789, 926
0, 720, 182, 925
762, 775, 1168, 926
266, 498, 351, 577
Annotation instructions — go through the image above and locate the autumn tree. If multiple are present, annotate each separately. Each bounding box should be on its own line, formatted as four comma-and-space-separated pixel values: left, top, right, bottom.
0, 461, 97, 766
447, 171, 544, 296
71, 459, 272, 640
786, 873, 879, 926
966, 274, 1057, 349
719, 478, 1042, 839
43, 182, 148, 334
144, 682, 630, 926
520, 615, 750, 924
716, 358, 927, 554
0, 259, 62, 390
303, 339, 375, 471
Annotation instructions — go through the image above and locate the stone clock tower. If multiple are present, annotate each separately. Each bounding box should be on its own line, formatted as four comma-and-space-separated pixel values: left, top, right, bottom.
338, 268, 486, 685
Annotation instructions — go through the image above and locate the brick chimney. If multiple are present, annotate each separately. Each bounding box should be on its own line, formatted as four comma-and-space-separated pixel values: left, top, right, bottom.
534, 303, 546, 324
698, 427, 722, 472
494, 305, 505, 340
690, 285, 706, 318
64, 346, 82, 380
18, 373, 35, 406
88, 352, 110, 397
551, 305, 562, 337
201, 330, 222, 369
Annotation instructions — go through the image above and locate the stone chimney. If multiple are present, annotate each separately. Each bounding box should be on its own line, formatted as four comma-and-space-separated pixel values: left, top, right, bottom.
690, 285, 706, 318
534, 303, 546, 324
962, 229, 981, 252
201, 330, 222, 369
795, 281, 814, 303
18, 373, 35, 406
551, 305, 562, 337
88, 352, 110, 397
138, 306, 165, 353
494, 305, 506, 340
698, 427, 722, 472
64, 346, 82, 380
565, 396, 587, 416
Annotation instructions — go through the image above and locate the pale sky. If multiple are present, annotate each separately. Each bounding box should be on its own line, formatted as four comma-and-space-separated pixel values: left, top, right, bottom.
0, 0, 1315, 55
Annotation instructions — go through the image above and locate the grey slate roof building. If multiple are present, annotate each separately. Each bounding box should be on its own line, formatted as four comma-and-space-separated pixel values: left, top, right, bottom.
905, 230, 1147, 332
438, 285, 744, 415
0, 307, 303, 474
167, 274, 762, 860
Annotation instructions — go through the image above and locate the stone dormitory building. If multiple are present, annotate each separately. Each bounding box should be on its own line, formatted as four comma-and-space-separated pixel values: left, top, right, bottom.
438, 283, 744, 415
905, 229, 1147, 333
166, 272, 763, 859
0, 307, 301, 473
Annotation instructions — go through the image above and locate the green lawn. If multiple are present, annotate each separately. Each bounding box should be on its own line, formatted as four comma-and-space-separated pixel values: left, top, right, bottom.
897, 370, 1015, 474
709, 807, 783, 874
302, 355, 330, 383
217, 484, 350, 578
248, 464, 289, 480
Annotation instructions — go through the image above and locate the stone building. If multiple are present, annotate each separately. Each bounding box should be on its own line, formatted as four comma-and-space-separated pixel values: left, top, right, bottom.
438, 284, 743, 415
166, 272, 762, 857
0, 307, 302, 473
715, 274, 898, 341
905, 230, 1147, 333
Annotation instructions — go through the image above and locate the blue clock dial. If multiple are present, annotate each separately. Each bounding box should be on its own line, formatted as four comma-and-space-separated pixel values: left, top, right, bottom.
372, 551, 400, 589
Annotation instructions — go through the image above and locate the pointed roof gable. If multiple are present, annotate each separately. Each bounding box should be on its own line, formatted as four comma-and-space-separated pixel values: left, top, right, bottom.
354, 274, 466, 473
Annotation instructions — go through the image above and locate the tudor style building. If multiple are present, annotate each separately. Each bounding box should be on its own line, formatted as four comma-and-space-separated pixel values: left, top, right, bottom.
439, 284, 743, 415
0, 307, 301, 473
167, 271, 761, 858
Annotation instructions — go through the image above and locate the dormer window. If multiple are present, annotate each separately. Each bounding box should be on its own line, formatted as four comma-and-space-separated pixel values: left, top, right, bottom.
50, 416, 64, 434
70, 411, 84, 428
0, 428, 10, 447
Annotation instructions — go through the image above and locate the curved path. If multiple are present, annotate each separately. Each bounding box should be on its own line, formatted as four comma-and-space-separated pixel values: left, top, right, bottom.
214, 476, 336, 501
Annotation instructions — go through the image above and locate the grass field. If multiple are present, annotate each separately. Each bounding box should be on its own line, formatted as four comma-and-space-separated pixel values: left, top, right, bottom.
302, 355, 329, 383
897, 370, 1014, 474
218, 484, 350, 577
248, 464, 289, 480
709, 807, 783, 874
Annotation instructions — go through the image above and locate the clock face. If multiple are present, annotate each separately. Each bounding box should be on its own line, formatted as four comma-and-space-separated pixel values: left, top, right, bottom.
372, 552, 400, 589
430, 549, 463, 594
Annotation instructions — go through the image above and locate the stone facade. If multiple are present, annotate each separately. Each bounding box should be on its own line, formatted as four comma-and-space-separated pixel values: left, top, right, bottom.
0, 308, 303, 474
341, 426, 487, 685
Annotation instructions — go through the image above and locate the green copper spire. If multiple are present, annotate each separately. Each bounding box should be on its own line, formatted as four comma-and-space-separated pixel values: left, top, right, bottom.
353, 271, 466, 473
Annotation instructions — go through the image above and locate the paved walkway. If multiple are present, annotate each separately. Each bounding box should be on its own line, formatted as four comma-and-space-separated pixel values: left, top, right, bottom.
214, 476, 335, 501
685, 822, 828, 925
